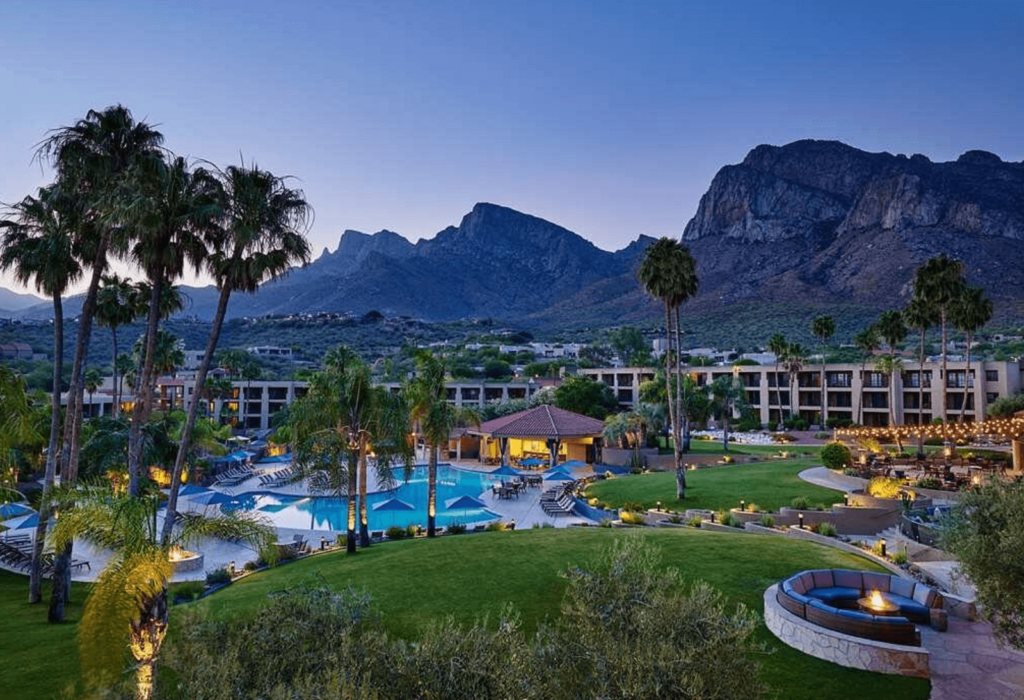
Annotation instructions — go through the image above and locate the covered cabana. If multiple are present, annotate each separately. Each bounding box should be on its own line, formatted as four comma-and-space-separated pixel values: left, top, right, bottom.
467, 405, 604, 467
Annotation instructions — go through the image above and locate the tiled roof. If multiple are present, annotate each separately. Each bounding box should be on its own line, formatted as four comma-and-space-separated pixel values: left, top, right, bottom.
475, 405, 604, 439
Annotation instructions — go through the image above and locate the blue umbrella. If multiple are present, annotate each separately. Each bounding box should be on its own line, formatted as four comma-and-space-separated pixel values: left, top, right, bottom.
373, 497, 415, 512
444, 494, 488, 510
177, 484, 209, 497
489, 464, 522, 477
186, 491, 234, 507
0, 502, 33, 519
5, 513, 39, 529
561, 460, 586, 468
519, 457, 544, 467
543, 471, 574, 481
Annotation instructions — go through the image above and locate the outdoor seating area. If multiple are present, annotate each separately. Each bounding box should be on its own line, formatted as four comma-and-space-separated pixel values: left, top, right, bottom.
850, 450, 1009, 490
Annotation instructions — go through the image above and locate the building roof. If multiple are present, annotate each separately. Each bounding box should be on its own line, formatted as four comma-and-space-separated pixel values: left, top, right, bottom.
472, 405, 604, 439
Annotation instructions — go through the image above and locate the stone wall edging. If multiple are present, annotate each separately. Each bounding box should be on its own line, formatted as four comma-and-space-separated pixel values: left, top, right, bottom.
763, 584, 930, 679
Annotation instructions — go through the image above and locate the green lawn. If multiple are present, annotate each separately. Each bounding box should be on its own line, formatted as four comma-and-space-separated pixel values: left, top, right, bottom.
0, 570, 85, 700
587, 458, 844, 512
188, 528, 928, 700
685, 440, 822, 456
2, 527, 929, 700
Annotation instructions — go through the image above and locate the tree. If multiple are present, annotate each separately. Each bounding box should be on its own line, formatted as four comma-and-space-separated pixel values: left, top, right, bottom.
852, 326, 879, 426
767, 333, 787, 427
782, 343, 807, 424
609, 326, 648, 366
903, 296, 939, 456
876, 309, 907, 445
942, 480, 1024, 650
125, 154, 221, 498
407, 350, 479, 537
874, 354, 904, 453
553, 375, 618, 420
48, 482, 274, 700
638, 237, 698, 499
161, 162, 311, 546
949, 286, 993, 423
0, 184, 83, 606
810, 315, 835, 427
84, 367, 103, 415
709, 375, 744, 451
95, 274, 138, 418
913, 255, 967, 438
290, 350, 412, 552
0, 366, 42, 495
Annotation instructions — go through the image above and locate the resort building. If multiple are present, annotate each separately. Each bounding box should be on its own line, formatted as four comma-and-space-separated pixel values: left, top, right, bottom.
581, 359, 1024, 428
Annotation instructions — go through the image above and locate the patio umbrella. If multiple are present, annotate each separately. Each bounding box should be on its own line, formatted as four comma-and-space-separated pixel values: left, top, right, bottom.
542, 470, 574, 481
444, 494, 488, 510
0, 502, 33, 519
372, 497, 416, 529
519, 457, 544, 468
177, 484, 209, 497
561, 460, 586, 468
4, 512, 39, 530
185, 491, 234, 507
489, 464, 522, 477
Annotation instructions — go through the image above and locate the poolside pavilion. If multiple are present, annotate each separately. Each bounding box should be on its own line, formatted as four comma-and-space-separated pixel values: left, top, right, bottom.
462, 404, 605, 467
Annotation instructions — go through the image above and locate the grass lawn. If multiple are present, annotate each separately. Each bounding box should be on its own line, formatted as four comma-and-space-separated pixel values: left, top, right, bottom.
187, 528, 928, 700
0, 570, 86, 700
685, 440, 822, 456
586, 458, 844, 513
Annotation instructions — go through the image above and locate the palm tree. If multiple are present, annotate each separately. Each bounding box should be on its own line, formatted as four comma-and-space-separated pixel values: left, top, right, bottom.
290, 350, 412, 553
36, 106, 164, 514
0, 365, 42, 497
407, 350, 479, 537
0, 185, 83, 606
637, 238, 698, 499
125, 154, 220, 497
903, 297, 939, 456
84, 367, 103, 416
852, 326, 879, 425
48, 482, 274, 700
913, 255, 966, 438
767, 333, 786, 428
783, 343, 807, 424
876, 310, 907, 448
949, 286, 993, 423
874, 354, 905, 453
709, 375, 744, 451
811, 315, 835, 428
161, 163, 311, 545
114, 353, 135, 416
95, 274, 138, 418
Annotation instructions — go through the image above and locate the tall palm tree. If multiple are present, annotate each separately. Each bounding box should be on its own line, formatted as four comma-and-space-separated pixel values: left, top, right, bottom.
767, 333, 787, 427
95, 274, 138, 418
913, 255, 966, 439
0, 366, 42, 498
852, 325, 879, 425
810, 315, 835, 427
876, 310, 907, 447
903, 297, 939, 456
84, 367, 103, 416
407, 350, 479, 537
36, 105, 164, 511
114, 353, 135, 416
48, 482, 274, 700
783, 343, 807, 424
874, 354, 905, 453
125, 155, 220, 497
290, 351, 412, 553
638, 238, 698, 499
0, 185, 83, 606
161, 163, 311, 545
949, 286, 993, 423
709, 375, 743, 451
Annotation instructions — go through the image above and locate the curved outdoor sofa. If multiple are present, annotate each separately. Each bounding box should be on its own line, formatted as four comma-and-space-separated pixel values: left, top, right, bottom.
776, 569, 944, 647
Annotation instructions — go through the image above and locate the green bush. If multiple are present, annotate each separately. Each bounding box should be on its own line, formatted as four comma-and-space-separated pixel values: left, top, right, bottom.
622, 501, 645, 513
758, 514, 776, 528
814, 522, 837, 537
716, 511, 743, 528
814, 431, 832, 441
170, 580, 205, 604
872, 540, 887, 557
687, 515, 704, 528
243, 560, 261, 572
924, 437, 944, 446
447, 522, 467, 534
385, 526, 408, 540
891, 550, 909, 566
206, 568, 232, 586
790, 496, 810, 510
915, 478, 943, 490
620, 511, 646, 526
772, 432, 797, 443
407, 524, 420, 538
486, 521, 507, 532
744, 502, 762, 513
825, 416, 853, 428
667, 514, 683, 524
598, 518, 613, 528
867, 477, 903, 499
820, 442, 852, 469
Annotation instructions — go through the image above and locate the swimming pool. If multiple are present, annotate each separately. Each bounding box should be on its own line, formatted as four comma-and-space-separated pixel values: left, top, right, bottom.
226, 464, 505, 532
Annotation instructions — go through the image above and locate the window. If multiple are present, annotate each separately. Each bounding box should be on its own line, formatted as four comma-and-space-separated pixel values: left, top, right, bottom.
986, 370, 999, 382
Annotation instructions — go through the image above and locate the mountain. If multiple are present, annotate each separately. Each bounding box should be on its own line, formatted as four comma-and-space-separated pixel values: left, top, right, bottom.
681, 140, 1024, 306
0, 288, 45, 314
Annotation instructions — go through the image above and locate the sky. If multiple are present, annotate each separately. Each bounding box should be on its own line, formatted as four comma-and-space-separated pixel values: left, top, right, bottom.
1, 0, 1022, 294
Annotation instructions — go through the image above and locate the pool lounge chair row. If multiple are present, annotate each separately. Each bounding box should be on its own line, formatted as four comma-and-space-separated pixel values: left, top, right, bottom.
540, 485, 577, 517
259, 467, 296, 487
0, 536, 90, 573
215, 466, 255, 486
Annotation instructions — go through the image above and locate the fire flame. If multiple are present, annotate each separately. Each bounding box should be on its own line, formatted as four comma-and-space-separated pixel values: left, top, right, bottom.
868, 589, 885, 609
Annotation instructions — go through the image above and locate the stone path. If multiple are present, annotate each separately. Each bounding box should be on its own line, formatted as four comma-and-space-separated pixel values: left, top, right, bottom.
921, 619, 1024, 699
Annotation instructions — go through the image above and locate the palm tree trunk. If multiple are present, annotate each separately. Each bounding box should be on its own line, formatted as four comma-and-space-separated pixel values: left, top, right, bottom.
917, 328, 927, 457
774, 360, 782, 428
346, 449, 358, 554
858, 358, 866, 425
666, 305, 685, 499
961, 331, 972, 424
29, 295, 64, 604
161, 286, 231, 544
128, 278, 164, 497
427, 444, 438, 537
129, 589, 168, 700
111, 327, 120, 419
820, 354, 826, 429
675, 306, 688, 453
940, 307, 948, 441
358, 448, 370, 548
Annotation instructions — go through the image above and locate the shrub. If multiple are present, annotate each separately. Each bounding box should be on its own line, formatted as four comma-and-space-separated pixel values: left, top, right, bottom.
716, 511, 743, 528
385, 526, 408, 540
170, 580, 205, 604
825, 416, 853, 429
842, 468, 860, 476
667, 514, 683, 524
687, 515, 704, 528
758, 514, 776, 528
407, 524, 419, 538
622, 501, 645, 513
598, 518, 613, 528
871, 540, 887, 557
772, 432, 797, 443
620, 511, 646, 526
206, 567, 232, 586
924, 437, 944, 446
790, 496, 810, 510
745, 502, 762, 513
820, 442, 853, 469
486, 521, 507, 532
891, 550, 909, 566
447, 522, 467, 535
814, 522, 837, 537
915, 478, 943, 490
243, 560, 261, 572
814, 431, 832, 441
867, 476, 903, 499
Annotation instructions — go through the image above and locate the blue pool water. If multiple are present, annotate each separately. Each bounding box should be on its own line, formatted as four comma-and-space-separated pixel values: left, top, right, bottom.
226, 464, 504, 532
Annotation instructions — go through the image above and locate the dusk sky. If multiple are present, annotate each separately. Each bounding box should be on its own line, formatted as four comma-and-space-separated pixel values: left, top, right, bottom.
1, 0, 1022, 293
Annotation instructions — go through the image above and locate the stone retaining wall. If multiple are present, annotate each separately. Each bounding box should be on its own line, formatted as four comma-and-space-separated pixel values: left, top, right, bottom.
763, 584, 930, 679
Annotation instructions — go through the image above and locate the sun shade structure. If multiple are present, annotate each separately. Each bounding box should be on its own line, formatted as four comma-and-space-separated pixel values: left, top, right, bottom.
0, 502, 33, 519
372, 497, 416, 512
469, 405, 605, 467
489, 464, 523, 477
444, 494, 488, 510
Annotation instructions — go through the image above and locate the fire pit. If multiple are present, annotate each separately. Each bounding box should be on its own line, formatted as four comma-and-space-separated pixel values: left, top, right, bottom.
168, 545, 204, 574
858, 589, 899, 616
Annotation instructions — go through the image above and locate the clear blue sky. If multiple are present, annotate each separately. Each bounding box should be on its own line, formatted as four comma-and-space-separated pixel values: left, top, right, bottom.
1, 0, 1021, 292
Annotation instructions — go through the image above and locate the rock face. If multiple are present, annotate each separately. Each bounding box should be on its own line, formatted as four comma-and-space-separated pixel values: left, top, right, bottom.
682, 140, 1024, 304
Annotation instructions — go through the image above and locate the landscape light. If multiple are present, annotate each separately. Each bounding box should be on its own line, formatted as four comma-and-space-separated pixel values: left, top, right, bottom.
798, 513, 804, 529
879, 539, 886, 557
740, 499, 746, 512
